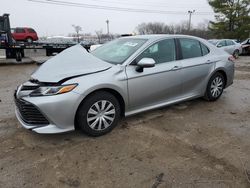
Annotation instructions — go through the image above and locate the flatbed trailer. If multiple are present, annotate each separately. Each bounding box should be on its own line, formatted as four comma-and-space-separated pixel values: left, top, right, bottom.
0, 14, 89, 62
0, 41, 77, 62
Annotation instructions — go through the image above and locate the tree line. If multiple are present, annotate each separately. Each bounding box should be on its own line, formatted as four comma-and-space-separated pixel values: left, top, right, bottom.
136, 0, 250, 40
136, 21, 213, 39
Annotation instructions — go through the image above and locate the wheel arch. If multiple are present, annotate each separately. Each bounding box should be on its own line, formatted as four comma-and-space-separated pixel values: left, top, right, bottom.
74, 88, 126, 130
203, 69, 228, 101
207, 68, 228, 89
26, 36, 33, 41
216, 69, 227, 88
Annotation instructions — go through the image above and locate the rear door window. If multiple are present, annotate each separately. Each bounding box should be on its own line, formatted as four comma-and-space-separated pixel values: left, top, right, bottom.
226, 40, 234, 46
27, 28, 36, 33
179, 38, 202, 59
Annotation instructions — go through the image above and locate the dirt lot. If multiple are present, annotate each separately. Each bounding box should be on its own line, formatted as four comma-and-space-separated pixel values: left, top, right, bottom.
0, 57, 250, 188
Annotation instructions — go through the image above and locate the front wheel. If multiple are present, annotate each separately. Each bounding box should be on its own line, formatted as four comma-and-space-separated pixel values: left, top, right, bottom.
76, 91, 120, 137
204, 72, 225, 101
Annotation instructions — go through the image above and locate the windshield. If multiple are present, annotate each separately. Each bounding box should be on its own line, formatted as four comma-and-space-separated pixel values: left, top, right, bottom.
91, 38, 147, 64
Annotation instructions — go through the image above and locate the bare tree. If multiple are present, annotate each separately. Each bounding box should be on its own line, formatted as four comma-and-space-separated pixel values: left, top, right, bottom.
136, 22, 166, 34
95, 30, 103, 43
72, 25, 82, 43
136, 21, 213, 39
164, 24, 175, 34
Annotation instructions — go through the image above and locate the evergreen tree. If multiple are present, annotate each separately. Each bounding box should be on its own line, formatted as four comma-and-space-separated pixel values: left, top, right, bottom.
208, 0, 250, 40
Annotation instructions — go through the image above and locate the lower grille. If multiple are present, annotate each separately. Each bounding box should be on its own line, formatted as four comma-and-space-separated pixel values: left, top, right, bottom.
15, 98, 49, 125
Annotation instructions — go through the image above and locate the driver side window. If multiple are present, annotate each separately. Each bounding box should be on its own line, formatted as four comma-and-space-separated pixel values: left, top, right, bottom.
135, 39, 176, 64
218, 40, 227, 47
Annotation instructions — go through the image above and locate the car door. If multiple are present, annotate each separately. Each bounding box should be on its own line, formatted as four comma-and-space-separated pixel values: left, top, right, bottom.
13, 28, 25, 40
217, 40, 228, 52
125, 38, 182, 112
177, 38, 214, 97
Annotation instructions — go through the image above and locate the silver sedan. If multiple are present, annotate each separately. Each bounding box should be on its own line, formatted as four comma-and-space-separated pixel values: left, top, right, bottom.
208, 39, 242, 58
15, 35, 234, 136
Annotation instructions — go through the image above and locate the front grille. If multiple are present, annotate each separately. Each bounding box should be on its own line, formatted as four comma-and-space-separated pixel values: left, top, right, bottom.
15, 98, 49, 125
21, 85, 39, 91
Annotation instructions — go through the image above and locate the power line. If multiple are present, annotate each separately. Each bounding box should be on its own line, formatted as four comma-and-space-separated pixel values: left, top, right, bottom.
79, 0, 211, 9
28, 0, 213, 15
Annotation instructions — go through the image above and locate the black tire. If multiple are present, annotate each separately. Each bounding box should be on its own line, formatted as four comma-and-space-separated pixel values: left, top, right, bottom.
204, 72, 225, 101
15, 51, 22, 62
76, 91, 120, 137
21, 49, 25, 58
233, 50, 239, 59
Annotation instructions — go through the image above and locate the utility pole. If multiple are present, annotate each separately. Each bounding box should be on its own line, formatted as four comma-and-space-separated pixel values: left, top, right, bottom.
106, 19, 109, 35
188, 10, 195, 31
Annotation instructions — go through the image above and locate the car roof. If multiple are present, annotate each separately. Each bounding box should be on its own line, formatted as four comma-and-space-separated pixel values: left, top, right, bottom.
209, 39, 235, 41
121, 34, 207, 42
13, 27, 34, 29
208, 39, 219, 42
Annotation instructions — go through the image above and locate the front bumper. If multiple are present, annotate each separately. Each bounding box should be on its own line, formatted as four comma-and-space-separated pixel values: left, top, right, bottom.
15, 91, 83, 134
15, 108, 74, 133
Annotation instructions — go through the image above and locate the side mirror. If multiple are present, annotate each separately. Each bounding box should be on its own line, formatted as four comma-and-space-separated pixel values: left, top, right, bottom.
136, 58, 155, 72
217, 44, 222, 48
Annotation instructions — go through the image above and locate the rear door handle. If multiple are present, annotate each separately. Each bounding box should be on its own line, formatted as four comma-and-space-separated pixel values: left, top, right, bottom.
206, 60, 220, 64
171, 66, 181, 70
205, 60, 212, 64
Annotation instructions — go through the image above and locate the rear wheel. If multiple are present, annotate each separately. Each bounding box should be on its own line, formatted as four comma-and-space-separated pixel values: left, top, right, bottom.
204, 72, 225, 101
26, 37, 33, 43
76, 91, 120, 137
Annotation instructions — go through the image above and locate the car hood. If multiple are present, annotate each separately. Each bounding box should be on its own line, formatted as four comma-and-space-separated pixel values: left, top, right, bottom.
31, 45, 112, 83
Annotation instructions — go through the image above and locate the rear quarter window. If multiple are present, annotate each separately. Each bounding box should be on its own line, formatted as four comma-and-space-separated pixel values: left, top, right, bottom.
27, 28, 36, 33
200, 43, 210, 56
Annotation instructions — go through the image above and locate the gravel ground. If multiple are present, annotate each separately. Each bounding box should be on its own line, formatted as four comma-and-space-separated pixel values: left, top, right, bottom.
0, 56, 250, 188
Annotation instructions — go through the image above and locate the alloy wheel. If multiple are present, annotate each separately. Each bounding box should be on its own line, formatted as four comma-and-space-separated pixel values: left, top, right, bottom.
210, 76, 223, 98
87, 100, 115, 131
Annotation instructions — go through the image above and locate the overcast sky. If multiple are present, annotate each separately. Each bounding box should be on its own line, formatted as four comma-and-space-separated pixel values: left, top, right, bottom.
1, 0, 215, 36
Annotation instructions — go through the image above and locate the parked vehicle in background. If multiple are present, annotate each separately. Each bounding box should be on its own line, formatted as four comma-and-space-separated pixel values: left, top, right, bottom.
208, 39, 242, 58
241, 38, 250, 55
232, 39, 241, 43
1, 13, 80, 62
90, 44, 102, 51
14, 35, 235, 136
11, 27, 38, 43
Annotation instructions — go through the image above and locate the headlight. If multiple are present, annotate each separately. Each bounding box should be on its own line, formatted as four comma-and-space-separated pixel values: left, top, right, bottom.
30, 84, 78, 96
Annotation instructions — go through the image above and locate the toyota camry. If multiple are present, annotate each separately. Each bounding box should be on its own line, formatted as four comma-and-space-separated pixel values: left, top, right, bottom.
14, 35, 234, 136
